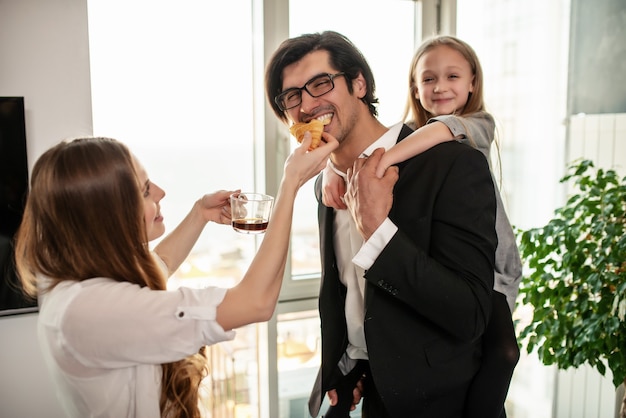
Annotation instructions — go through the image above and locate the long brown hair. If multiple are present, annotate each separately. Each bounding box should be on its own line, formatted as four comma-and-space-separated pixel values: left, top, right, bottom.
15, 137, 207, 418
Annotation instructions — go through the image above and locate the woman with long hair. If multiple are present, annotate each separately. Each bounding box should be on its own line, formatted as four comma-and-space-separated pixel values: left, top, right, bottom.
15, 134, 336, 418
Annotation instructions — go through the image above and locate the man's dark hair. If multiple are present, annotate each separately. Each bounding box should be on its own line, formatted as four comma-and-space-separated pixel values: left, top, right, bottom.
265, 31, 379, 122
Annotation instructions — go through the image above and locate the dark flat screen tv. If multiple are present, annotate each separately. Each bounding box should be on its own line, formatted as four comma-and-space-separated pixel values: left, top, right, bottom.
0, 97, 36, 316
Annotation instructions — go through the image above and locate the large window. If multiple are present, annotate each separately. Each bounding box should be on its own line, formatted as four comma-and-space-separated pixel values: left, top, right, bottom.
90, 0, 616, 416
88, 0, 258, 283
457, 1, 625, 417
88, 2, 262, 417
275, 2, 418, 415
88, 1, 419, 417
5, 0, 623, 416
286, 0, 417, 276
456, 2, 570, 417
91, 1, 615, 417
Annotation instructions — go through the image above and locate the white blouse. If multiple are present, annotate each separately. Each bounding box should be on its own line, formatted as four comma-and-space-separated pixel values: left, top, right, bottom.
37, 269, 235, 417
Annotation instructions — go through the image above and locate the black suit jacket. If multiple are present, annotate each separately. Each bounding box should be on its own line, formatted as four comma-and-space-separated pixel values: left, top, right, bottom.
309, 124, 497, 417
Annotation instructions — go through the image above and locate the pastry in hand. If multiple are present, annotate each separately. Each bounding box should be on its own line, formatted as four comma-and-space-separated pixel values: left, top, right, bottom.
289, 118, 330, 150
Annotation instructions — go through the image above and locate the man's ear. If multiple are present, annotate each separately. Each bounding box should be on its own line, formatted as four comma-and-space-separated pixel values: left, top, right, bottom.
354, 72, 367, 99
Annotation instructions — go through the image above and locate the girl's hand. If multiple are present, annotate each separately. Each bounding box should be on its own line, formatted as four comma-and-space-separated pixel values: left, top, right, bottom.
322, 160, 347, 210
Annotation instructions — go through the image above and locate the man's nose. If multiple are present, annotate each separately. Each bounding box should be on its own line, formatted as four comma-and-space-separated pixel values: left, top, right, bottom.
299, 90, 320, 114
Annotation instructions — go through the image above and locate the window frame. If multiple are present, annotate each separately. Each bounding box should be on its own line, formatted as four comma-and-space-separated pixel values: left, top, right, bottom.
262, 0, 325, 302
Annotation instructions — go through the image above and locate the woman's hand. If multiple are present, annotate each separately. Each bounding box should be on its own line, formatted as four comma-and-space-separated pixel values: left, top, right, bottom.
196, 189, 238, 225
216, 132, 338, 331
282, 131, 339, 190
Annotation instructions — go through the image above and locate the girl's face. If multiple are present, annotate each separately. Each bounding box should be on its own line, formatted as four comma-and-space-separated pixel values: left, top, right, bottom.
413, 45, 475, 116
132, 155, 166, 241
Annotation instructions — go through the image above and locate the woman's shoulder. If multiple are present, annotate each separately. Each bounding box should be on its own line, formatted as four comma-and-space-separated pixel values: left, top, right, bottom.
39, 277, 126, 307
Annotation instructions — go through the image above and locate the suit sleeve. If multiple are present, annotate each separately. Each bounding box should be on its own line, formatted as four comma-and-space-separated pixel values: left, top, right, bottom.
363, 146, 497, 342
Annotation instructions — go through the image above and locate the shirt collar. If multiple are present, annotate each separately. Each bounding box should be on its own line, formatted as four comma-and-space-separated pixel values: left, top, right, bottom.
360, 122, 403, 157
329, 122, 404, 178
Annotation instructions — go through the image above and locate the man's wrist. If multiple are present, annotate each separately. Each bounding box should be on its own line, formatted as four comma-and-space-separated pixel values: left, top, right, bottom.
352, 218, 397, 270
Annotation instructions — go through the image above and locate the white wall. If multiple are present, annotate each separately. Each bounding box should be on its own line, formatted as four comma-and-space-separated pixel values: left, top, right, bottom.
567, 113, 626, 176
557, 112, 626, 418
0, 0, 92, 416
555, 365, 623, 418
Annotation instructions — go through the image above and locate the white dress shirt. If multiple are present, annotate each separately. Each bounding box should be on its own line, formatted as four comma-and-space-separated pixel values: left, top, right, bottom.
331, 123, 402, 372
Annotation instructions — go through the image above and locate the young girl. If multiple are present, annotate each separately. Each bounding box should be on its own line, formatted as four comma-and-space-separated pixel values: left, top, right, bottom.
15, 134, 336, 418
322, 35, 522, 418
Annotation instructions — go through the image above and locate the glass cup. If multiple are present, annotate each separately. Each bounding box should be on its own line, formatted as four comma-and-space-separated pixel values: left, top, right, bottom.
230, 192, 274, 234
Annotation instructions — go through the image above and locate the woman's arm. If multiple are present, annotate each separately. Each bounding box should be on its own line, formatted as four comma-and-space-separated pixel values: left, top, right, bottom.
154, 190, 235, 275
216, 133, 338, 331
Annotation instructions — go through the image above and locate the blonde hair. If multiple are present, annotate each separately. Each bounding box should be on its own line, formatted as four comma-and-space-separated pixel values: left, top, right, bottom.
403, 35, 503, 182
15, 137, 207, 418
403, 35, 485, 129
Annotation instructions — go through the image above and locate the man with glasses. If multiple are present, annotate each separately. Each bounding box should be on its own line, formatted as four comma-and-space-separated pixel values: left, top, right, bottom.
265, 31, 497, 418
275, 72, 346, 112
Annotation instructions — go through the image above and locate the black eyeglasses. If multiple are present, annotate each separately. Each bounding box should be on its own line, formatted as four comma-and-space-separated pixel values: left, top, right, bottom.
275, 72, 346, 111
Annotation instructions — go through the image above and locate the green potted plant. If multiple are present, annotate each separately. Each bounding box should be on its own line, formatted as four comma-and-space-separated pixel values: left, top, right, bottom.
517, 159, 626, 417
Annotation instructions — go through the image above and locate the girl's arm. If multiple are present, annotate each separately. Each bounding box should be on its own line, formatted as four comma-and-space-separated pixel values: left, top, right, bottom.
217, 133, 338, 331
154, 190, 236, 276
321, 161, 347, 210
375, 121, 458, 178
323, 120, 459, 209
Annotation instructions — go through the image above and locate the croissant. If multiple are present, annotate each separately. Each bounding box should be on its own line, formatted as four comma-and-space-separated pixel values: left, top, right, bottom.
289, 119, 329, 150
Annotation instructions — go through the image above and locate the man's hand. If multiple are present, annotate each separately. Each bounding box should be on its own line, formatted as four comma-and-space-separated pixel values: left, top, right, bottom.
326, 375, 365, 414
344, 147, 399, 240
